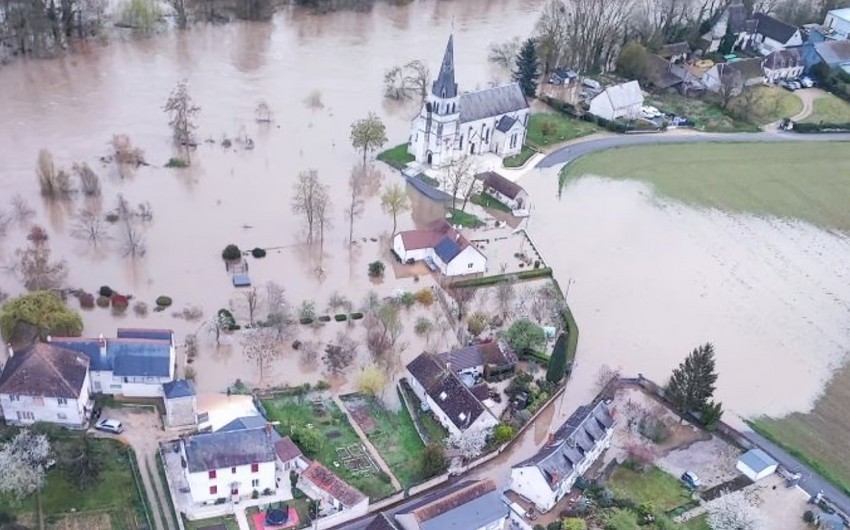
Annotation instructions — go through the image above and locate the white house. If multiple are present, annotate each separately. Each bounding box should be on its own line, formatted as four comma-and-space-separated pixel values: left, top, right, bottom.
478, 171, 530, 217
392, 220, 486, 277
736, 448, 778, 481
408, 35, 530, 167
163, 379, 197, 428
298, 461, 368, 521
510, 401, 614, 513
275, 436, 310, 473
50, 328, 176, 397
824, 8, 850, 39
0, 343, 92, 428
405, 353, 499, 438
702, 3, 756, 53
393, 479, 508, 530
763, 49, 805, 82
181, 426, 277, 504
588, 81, 644, 121
703, 59, 765, 96
752, 13, 804, 55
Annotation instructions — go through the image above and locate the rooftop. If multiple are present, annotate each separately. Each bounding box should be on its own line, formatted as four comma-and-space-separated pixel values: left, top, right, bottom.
274, 437, 304, 463
459, 83, 529, 124
479, 171, 524, 200
50, 329, 173, 378
404, 479, 506, 530
163, 379, 195, 399
738, 448, 778, 473
301, 461, 366, 508
0, 343, 90, 399
436, 340, 518, 373
815, 39, 850, 64
598, 80, 643, 110
184, 428, 276, 473
727, 58, 765, 80
829, 7, 850, 22
406, 353, 490, 430
754, 12, 799, 43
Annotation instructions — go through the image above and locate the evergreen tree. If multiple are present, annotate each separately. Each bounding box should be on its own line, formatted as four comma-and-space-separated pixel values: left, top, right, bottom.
513, 39, 540, 98
665, 343, 718, 417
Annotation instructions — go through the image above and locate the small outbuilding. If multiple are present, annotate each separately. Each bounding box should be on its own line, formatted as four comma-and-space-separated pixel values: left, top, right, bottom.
736, 448, 778, 481
163, 379, 197, 428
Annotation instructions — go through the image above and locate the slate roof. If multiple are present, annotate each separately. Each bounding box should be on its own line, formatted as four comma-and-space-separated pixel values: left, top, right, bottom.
726, 3, 749, 34
218, 415, 271, 433
432, 35, 458, 99
163, 379, 195, 399
364, 513, 398, 530
495, 115, 518, 133
437, 340, 518, 373
514, 402, 614, 489
738, 448, 778, 474
764, 48, 802, 69
404, 480, 506, 530
184, 428, 276, 473
49, 337, 107, 370
301, 461, 366, 508
459, 83, 529, 123
434, 237, 462, 263
754, 13, 798, 43
660, 42, 690, 58
646, 54, 683, 89
728, 58, 765, 80
117, 328, 173, 342
406, 353, 490, 430
479, 171, 524, 199
0, 343, 90, 399
274, 437, 304, 463
108, 339, 171, 377
815, 39, 850, 65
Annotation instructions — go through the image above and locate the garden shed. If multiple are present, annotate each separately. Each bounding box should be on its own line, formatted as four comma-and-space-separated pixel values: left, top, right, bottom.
736, 448, 778, 481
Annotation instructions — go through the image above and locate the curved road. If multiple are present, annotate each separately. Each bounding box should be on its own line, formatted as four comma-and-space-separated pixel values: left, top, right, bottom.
537, 130, 850, 169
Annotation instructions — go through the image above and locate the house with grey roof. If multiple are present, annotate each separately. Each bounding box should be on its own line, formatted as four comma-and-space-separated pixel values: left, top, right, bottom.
510, 401, 614, 512
163, 379, 197, 428
0, 343, 92, 428
752, 13, 803, 55
478, 171, 530, 216
49, 328, 176, 397
180, 425, 278, 505
405, 352, 498, 438
736, 448, 778, 481
392, 220, 486, 277
394, 479, 508, 530
408, 35, 530, 167
589, 81, 644, 121
815, 39, 850, 74
702, 3, 758, 53
436, 340, 518, 380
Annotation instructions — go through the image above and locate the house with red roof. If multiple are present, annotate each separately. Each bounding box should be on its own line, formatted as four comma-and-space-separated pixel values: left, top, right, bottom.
392, 220, 486, 277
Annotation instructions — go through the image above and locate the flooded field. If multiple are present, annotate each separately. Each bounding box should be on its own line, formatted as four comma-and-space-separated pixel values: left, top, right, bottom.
0, 0, 544, 393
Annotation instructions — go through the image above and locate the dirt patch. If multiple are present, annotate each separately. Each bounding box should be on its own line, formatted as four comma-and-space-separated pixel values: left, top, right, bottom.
657, 438, 741, 489
47, 511, 113, 530
341, 396, 378, 434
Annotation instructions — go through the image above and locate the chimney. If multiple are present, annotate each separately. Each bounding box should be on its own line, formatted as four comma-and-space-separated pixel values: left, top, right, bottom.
6, 343, 13, 359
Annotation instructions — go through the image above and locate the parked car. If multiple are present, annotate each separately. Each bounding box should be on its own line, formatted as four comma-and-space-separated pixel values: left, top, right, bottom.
581, 78, 602, 91
800, 76, 814, 88
779, 80, 796, 91
640, 105, 663, 119
681, 471, 701, 489
95, 418, 124, 434
789, 81, 802, 90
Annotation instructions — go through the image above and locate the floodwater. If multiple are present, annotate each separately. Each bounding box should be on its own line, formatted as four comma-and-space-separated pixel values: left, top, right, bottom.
0, 1, 544, 393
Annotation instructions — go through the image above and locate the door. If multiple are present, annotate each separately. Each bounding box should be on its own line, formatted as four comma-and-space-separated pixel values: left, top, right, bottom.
469, 143, 475, 155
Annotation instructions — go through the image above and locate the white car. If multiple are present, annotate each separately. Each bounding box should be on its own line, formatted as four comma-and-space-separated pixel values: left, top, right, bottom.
800, 77, 814, 88
640, 106, 663, 119
95, 418, 124, 434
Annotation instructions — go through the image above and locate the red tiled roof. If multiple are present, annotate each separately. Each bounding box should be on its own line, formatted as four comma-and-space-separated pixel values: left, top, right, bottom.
301, 461, 366, 508
399, 220, 470, 251
274, 436, 304, 462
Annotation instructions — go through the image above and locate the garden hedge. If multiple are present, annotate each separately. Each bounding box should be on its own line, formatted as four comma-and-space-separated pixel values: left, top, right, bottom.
546, 333, 569, 383
793, 121, 850, 133
450, 267, 553, 289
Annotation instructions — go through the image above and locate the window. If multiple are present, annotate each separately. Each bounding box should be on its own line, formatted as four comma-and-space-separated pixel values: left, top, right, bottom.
251, 479, 260, 488
57, 413, 67, 420
231, 487, 238, 495
208, 470, 217, 479
510, 134, 517, 149
57, 397, 67, 406
251, 463, 259, 473
8, 395, 19, 402
468, 263, 473, 269
16, 411, 34, 421
231, 466, 236, 474
459, 135, 464, 151
209, 485, 217, 495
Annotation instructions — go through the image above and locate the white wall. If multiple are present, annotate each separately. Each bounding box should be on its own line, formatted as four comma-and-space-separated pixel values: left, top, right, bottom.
186, 461, 276, 504
764, 65, 804, 82
589, 94, 615, 120
0, 374, 89, 428
826, 12, 850, 37
736, 460, 777, 481
510, 466, 557, 512
92, 370, 169, 397
444, 246, 486, 276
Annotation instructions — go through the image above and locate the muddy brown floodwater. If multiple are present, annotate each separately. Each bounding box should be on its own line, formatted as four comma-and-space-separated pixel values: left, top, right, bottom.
0, 1, 544, 393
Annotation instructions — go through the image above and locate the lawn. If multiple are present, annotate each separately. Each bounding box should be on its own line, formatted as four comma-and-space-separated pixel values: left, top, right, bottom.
184, 515, 240, 530
447, 208, 484, 228
398, 380, 449, 445
560, 142, 850, 233
261, 394, 395, 500
0, 435, 150, 530
609, 465, 693, 512
471, 192, 511, 213
526, 113, 597, 149
377, 143, 415, 169
646, 92, 760, 132
679, 514, 711, 530
503, 145, 537, 168
802, 93, 850, 123
729, 86, 803, 124
341, 394, 426, 488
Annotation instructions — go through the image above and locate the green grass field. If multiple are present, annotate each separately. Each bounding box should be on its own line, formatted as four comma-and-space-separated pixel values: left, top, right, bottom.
448, 208, 484, 228
261, 395, 395, 500
609, 465, 693, 512
728, 86, 803, 124
646, 93, 760, 132
377, 143, 415, 169
802, 94, 850, 124
471, 192, 512, 213
184, 515, 240, 530
503, 145, 537, 168
526, 113, 597, 149
560, 142, 850, 233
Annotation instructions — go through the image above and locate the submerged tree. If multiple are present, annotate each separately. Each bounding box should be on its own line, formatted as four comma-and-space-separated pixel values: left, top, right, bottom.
665, 343, 718, 417
379, 183, 410, 235
0, 291, 83, 341
513, 38, 540, 98
241, 328, 282, 384
346, 167, 367, 243
323, 332, 358, 376
70, 208, 110, 248
350, 112, 387, 166
164, 80, 200, 154
291, 169, 330, 244
15, 227, 68, 291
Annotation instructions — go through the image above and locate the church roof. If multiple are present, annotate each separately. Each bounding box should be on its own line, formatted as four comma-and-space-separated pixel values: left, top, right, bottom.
432, 35, 458, 99
459, 83, 529, 124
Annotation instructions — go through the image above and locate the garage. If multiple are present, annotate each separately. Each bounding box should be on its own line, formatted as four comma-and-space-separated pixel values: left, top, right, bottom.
736, 448, 779, 481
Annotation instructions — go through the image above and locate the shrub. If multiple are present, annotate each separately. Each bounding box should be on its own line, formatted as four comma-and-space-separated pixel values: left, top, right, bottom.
803, 510, 815, 523
221, 244, 241, 261
185, 366, 196, 381
165, 157, 189, 168
105, 212, 120, 223
400, 292, 416, 308
334, 314, 347, 322
368, 260, 385, 278
299, 317, 314, 325
251, 247, 267, 258
467, 311, 489, 336
350, 312, 364, 320
505, 318, 547, 356
96, 296, 110, 308
315, 380, 331, 391
155, 296, 172, 307
218, 309, 237, 330
415, 288, 434, 306
419, 443, 448, 479
251, 490, 259, 499
493, 423, 515, 444
111, 295, 129, 311
546, 333, 568, 383
262, 488, 273, 496
133, 301, 148, 316
299, 300, 316, 321
99, 286, 113, 297
318, 315, 331, 322
79, 293, 95, 309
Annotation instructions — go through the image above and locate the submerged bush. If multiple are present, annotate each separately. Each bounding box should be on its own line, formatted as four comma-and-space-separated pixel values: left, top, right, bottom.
251, 247, 267, 258
165, 157, 189, 168
96, 296, 110, 308
155, 296, 173, 307
221, 244, 241, 261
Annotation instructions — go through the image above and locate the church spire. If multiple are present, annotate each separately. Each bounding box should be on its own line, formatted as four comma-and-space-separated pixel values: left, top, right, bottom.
431, 35, 458, 99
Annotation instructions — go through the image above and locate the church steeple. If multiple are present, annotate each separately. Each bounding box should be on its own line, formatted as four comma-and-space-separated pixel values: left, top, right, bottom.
431, 35, 458, 99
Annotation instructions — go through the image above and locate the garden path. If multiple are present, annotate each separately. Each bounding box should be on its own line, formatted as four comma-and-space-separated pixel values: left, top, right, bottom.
331, 395, 403, 492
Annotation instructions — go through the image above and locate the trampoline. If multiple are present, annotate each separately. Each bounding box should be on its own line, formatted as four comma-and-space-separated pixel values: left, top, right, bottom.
265, 507, 289, 527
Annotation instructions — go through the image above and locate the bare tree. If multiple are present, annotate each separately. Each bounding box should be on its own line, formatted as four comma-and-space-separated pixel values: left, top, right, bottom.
167, 0, 187, 29
595, 364, 622, 393
255, 100, 273, 123
496, 277, 517, 319
243, 287, 262, 326
404, 60, 430, 101
241, 328, 282, 385
488, 38, 521, 69
112, 134, 146, 178
36, 149, 72, 198
70, 208, 110, 247
291, 169, 330, 243
120, 221, 146, 258
380, 183, 410, 235
346, 167, 367, 243
304, 90, 324, 110
72, 163, 101, 197
11, 195, 35, 226
716, 67, 743, 110
440, 155, 478, 211
164, 80, 200, 153
383, 66, 412, 100
299, 341, 319, 368
265, 281, 294, 339
323, 331, 358, 376
315, 187, 332, 249
366, 302, 404, 368
15, 229, 68, 291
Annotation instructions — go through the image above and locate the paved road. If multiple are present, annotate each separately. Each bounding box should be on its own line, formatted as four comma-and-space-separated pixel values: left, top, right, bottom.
537, 130, 850, 169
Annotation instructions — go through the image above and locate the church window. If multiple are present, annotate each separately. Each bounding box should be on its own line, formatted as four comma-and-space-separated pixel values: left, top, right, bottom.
426, 102, 432, 113
484, 127, 489, 142
459, 135, 464, 151
451, 103, 455, 113
510, 133, 517, 149
441, 88, 446, 98
437, 123, 443, 136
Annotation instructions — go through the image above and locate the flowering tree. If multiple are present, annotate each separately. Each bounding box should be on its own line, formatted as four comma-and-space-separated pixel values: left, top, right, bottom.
446, 429, 489, 461
707, 491, 765, 530
0, 430, 51, 500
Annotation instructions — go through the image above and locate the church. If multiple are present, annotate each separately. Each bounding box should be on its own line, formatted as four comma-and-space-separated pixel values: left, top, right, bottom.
408, 35, 531, 167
